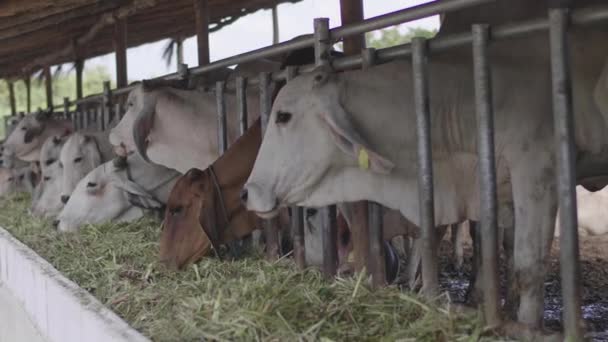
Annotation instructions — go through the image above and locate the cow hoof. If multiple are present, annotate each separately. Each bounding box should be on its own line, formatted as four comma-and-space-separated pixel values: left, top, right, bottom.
384, 241, 399, 284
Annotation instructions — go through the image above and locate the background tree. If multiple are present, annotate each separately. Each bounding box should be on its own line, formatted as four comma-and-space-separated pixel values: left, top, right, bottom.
366, 27, 437, 49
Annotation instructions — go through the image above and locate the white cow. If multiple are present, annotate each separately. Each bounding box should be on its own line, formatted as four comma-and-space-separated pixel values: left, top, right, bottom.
555, 186, 608, 236
31, 135, 68, 218
109, 68, 263, 173
3, 110, 72, 162
59, 131, 114, 203
56, 153, 180, 232
243, 11, 608, 328
0, 167, 36, 197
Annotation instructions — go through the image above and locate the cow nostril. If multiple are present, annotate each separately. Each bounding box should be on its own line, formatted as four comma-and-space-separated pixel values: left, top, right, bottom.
240, 188, 248, 204
60, 195, 70, 204
52, 220, 59, 229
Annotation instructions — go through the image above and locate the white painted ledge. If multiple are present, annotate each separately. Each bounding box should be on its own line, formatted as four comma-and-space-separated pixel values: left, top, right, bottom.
0, 226, 150, 342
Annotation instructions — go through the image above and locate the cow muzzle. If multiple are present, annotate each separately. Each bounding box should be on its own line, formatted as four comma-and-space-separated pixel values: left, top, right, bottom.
241, 182, 280, 219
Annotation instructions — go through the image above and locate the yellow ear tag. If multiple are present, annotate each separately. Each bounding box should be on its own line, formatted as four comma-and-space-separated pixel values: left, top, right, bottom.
358, 148, 370, 170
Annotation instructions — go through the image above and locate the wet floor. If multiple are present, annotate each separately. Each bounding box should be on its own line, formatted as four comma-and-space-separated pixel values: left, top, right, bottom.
431, 233, 608, 341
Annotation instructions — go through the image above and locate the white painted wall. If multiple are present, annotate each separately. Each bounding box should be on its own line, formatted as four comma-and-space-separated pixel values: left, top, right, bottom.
0, 227, 149, 342
0, 284, 46, 342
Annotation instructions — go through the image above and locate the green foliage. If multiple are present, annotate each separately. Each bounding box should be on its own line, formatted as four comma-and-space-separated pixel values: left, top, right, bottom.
0, 65, 114, 116
367, 27, 438, 49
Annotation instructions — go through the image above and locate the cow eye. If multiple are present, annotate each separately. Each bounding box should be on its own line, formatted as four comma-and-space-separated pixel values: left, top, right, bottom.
18, 174, 24, 180
45, 158, 55, 166
74, 157, 83, 163
86, 182, 97, 188
169, 206, 183, 216
21, 127, 26, 131
43, 176, 51, 181
275, 111, 292, 125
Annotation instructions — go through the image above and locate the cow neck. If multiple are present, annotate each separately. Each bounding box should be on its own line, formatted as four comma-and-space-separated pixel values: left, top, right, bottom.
203, 118, 262, 244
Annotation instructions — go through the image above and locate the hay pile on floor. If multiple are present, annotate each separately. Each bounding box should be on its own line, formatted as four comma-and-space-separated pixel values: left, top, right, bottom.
0, 194, 483, 341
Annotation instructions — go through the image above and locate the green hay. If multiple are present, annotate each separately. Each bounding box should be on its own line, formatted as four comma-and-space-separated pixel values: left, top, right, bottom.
0, 193, 484, 341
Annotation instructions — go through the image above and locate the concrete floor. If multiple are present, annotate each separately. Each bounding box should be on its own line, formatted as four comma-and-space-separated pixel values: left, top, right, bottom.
0, 284, 46, 342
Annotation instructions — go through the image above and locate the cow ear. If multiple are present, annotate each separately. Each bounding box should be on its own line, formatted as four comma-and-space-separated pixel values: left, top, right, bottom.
132, 99, 156, 163
113, 178, 164, 210
319, 105, 394, 174
83, 136, 102, 167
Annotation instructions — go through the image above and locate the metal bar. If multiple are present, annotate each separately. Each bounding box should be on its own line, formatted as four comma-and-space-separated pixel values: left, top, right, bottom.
368, 202, 385, 288
176, 38, 184, 67
70, 4, 608, 108
216, 81, 227, 154
7, 81, 16, 116
236, 77, 248, 135
314, 18, 331, 67
549, 8, 583, 340
24, 77, 31, 113
114, 18, 128, 88
259, 71, 281, 260
339, 0, 366, 55
322, 205, 338, 278
272, 5, 280, 44
103, 81, 113, 131
194, 0, 210, 66
75, 60, 84, 100
63, 97, 70, 122
472, 23, 500, 326
314, 17, 338, 278
44, 66, 53, 109
361, 48, 385, 287
411, 37, 438, 296
282, 66, 306, 269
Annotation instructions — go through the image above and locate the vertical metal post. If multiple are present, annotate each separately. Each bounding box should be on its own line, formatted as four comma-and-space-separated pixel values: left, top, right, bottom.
114, 18, 128, 88
361, 48, 386, 288
314, 17, 338, 278
75, 60, 84, 100
7, 81, 16, 116
63, 97, 70, 122
24, 77, 31, 113
549, 8, 583, 340
44, 66, 53, 109
103, 81, 113, 131
259, 71, 281, 260
193, 0, 210, 66
411, 37, 439, 296
472, 24, 500, 326
216, 81, 227, 154
236, 76, 248, 135
283, 66, 306, 269
272, 5, 280, 44
178, 63, 189, 80
322, 205, 338, 278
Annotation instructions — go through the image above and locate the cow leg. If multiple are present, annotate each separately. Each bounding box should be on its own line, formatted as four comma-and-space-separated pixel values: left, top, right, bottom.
511, 160, 557, 328
451, 222, 467, 273
465, 221, 484, 306
406, 225, 448, 291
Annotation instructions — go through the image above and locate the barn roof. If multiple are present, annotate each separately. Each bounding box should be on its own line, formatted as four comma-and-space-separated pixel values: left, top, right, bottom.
0, 0, 301, 79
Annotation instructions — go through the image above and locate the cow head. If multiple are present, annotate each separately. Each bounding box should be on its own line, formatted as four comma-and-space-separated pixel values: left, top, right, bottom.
31, 135, 68, 218
109, 85, 146, 157
243, 69, 394, 217
60, 133, 104, 203
55, 161, 145, 232
0, 168, 20, 197
4, 109, 54, 161
159, 168, 212, 269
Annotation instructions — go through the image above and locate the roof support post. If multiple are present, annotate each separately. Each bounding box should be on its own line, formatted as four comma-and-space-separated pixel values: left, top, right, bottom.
339, 0, 373, 281
272, 5, 280, 44
24, 77, 31, 113
7, 81, 16, 116
340, 0, 365, 55
176, 38, 184, 66
75, 60, 84, 100
114, 18, 128, 88
44, 66, 52, 109
194, 0, 210, 66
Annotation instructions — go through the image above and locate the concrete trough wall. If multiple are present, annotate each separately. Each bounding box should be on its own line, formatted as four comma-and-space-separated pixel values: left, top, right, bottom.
0, 227, 149, 342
